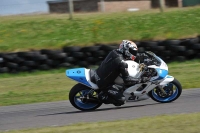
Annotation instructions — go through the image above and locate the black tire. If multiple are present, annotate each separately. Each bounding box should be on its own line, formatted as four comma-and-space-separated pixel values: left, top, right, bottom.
78, 61, 89, 67
40, 49, 62, 55
159, 40, 181, 46
174, 56, 186, 62
2, 54, 17, 61
48, 53, 67, 60
6, 62, 18, 69
72, 52, 86, 59
23, 61, 37, 67
0, 67, 9, 73
19, 66, 31, 72
59, 63, 72, 68
140, 41, 158, 47
17, 52, 33, 57
92, 50, 106, 57
32, 54, 48, 61
64, 57, 77, 63
45, 59, 54, 66
161, 50, 172, 56
180, 38, 198, 48
100, 45, 115, 51
86, 57, 96, 63
182, 50, 195, 56
196, 53, 200, 59
13, 57, 25, 64
38, 64, 51, 70
170, 46, 186, 52
81, 46, 100, 52
63, 46, 81, 53
151, 46, 165, 51
176, 50, 196, 59
148, 78, 182, 103
51, 60, 61, 67
69, 83, 102, 111
192, 43, 200, 50
18, 51, 40, 59
0, 57, 4, 63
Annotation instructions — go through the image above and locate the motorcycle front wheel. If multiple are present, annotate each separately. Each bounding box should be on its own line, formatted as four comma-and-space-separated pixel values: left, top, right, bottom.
69, 83, 102, 111
148, 78, 182, 103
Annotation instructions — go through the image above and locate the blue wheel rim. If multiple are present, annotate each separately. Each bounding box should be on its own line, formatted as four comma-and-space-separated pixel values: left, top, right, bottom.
152, 83, 179, 102
74, 89, 98, 109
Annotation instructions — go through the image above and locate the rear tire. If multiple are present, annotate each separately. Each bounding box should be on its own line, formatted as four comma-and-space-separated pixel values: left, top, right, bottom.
69, 83, 102, 111
148, 78, 182, 103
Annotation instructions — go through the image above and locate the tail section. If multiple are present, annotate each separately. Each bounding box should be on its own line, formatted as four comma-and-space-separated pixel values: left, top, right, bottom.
66, 68, 98, 89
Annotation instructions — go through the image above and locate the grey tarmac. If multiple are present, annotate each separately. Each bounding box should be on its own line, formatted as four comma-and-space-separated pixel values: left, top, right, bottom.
0, 88, 200, 131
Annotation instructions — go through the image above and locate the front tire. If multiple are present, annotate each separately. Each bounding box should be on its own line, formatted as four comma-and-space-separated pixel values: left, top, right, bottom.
148, 78, 182, 103
69, 83, 102, 111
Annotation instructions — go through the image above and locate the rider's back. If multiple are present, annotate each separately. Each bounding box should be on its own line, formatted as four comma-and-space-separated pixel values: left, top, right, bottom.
96, 50, 124, 89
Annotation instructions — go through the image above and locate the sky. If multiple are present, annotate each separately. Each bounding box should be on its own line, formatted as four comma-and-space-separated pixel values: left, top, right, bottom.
0, 0, 50, 16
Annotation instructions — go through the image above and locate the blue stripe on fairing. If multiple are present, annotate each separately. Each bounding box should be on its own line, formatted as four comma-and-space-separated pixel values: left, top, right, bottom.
153, 68, 168, 81
66, 68, 91, 87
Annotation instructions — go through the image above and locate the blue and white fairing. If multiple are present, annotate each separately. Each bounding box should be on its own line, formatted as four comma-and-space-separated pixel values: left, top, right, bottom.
66, 68, 99, 89
66, 52, 174, 92
148, 55, 174, 85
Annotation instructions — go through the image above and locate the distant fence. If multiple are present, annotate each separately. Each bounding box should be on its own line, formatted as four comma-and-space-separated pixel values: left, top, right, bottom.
0, 36, 200, 73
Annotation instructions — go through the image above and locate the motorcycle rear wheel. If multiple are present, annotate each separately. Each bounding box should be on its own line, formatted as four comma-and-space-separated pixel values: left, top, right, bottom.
148, 78, 182, 103
69, 83, 102, 111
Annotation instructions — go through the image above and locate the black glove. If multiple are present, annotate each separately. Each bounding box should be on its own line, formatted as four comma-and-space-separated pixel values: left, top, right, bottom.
144, 59, 152, 66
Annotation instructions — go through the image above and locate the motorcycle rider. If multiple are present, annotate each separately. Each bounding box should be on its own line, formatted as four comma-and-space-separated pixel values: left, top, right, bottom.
94, 40, 145, 106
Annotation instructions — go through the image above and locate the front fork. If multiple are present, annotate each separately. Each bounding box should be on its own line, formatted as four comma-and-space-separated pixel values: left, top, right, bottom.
157, 85, 167, 95
156, 75, 174, 95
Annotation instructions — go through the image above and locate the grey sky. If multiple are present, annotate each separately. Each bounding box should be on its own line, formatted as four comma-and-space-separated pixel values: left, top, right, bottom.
0, 0, 50, 15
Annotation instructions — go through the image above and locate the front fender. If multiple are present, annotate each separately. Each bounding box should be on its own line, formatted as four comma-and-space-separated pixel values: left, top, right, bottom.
159, 75, 174, 85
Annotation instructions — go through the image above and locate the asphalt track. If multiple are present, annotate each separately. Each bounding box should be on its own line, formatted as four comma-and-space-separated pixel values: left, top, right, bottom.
0, 88, 200, 131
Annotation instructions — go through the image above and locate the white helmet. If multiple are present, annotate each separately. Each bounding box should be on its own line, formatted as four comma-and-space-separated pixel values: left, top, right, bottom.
118, 40, 138, 60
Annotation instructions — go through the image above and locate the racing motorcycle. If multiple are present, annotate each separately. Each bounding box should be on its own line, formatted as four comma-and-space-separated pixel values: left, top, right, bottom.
66, 51, 182, 111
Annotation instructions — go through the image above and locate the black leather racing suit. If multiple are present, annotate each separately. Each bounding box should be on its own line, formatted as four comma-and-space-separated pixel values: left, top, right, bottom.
94, 50, 140, 106
95, 49, 139, 89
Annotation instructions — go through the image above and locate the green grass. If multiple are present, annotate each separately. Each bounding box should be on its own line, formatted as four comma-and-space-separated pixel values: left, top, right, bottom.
0, 70, 76, 106
0, 7, 200, 52
0, 60, 199, 106
1, 112, 200, 133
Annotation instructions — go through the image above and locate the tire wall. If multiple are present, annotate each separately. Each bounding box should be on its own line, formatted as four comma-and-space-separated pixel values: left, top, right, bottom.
0, 36, 200, 73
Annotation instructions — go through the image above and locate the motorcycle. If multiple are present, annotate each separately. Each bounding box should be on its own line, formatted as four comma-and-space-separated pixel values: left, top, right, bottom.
66, 51, 182, 111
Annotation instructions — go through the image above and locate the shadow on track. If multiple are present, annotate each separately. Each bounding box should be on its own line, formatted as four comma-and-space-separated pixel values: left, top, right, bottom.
38, 103, 161, 117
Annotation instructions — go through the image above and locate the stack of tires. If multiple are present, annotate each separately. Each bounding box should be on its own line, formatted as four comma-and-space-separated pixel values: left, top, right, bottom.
137, 36, 200, 62
0, 36, 199, 73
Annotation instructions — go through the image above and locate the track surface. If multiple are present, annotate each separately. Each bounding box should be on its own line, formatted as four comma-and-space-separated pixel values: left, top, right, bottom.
0, 88, 200, 131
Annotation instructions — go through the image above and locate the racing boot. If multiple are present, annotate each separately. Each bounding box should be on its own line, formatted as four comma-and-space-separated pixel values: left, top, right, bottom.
107, 85, 126, 106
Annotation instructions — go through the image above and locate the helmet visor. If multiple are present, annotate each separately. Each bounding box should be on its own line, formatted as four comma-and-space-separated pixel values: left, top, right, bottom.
129, 47, 137, 56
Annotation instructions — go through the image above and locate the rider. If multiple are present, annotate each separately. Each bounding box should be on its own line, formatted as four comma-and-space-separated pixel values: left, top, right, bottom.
94, 40, 144, 106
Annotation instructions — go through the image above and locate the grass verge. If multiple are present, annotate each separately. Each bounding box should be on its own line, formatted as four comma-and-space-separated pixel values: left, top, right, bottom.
0, 7, 200, 52
1, 112, 200, 133
0, 59, 199, 106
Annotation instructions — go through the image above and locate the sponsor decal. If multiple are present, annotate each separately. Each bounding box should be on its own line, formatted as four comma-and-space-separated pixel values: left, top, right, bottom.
77, 70, 81, 74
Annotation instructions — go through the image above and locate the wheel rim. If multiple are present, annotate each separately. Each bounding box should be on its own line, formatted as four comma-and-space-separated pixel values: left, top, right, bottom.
74, 89, 99, 109
152, 83, 179, 102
